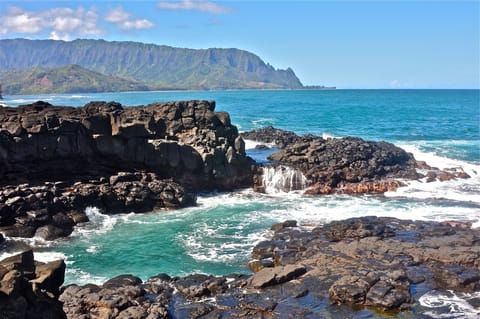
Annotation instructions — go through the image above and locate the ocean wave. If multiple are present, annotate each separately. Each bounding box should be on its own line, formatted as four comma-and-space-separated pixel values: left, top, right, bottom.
387, 143, 480, 205
69, 95, 93, 99
71, 207, 118, 237
33, 251, 67, 263
419, 290, 480, 318
251, 118, 275, 127
243, 138, 276, 150
321, 131, 339, 139
65, 267, 108, 286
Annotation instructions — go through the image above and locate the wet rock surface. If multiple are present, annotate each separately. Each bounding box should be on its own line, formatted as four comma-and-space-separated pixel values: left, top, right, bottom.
56, 217, 479, 318
0, 100, 253, 239
0, 250, 66, 319
244, 126, 470, 194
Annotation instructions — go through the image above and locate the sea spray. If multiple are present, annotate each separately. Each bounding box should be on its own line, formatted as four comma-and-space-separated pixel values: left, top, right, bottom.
262, 166, 307, 193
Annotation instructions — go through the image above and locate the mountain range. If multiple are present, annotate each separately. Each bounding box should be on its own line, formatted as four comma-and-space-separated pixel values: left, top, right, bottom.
0, 38, 303, 94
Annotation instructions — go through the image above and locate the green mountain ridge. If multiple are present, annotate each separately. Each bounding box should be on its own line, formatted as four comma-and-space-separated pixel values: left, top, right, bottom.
0, 38, 304, 93
0, 64, 153, 95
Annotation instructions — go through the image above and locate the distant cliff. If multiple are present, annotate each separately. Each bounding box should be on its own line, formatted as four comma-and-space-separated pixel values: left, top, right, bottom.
0, 38, 303, 93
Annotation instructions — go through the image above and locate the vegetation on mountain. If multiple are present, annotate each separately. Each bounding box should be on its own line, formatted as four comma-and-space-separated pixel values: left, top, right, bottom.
0, 38, 303, 93
0, 64, 150, 95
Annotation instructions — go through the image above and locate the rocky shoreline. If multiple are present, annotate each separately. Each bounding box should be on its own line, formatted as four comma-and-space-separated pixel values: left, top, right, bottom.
0, 100, 253, 241
2, 217, 478, 318
1, 101, 477, 318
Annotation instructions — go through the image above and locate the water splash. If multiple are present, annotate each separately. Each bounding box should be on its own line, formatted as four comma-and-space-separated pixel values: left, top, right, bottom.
262, 166, 307, 193
419, 290, 480, 318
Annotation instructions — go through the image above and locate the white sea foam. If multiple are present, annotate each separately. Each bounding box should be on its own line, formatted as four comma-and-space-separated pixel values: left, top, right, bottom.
72, 206, 118, 237
65, 267, 107, 286
34, 251, 67, 263
262, 166, 307, 194
70, 95, 93, 99
243, 139, 276, 150
86, 245, 98, 254
387, 143, 480, 205
419, 290, 480, 318
251, 118, 275, 127
322, 132, 338, 139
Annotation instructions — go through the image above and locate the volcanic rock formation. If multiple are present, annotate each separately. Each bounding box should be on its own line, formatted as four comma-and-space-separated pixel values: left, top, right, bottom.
0, 100, 254, 240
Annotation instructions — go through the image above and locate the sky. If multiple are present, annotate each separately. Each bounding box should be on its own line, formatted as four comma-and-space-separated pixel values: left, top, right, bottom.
0, 0, 478, 89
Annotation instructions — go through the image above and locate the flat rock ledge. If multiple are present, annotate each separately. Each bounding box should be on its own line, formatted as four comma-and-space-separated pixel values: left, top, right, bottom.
0, 100, 254, 240
242, 126, 470, 194
1, 217, 475, 319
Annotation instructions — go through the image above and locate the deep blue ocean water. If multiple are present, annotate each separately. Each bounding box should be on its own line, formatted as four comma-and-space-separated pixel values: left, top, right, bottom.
1, 89, 479, 317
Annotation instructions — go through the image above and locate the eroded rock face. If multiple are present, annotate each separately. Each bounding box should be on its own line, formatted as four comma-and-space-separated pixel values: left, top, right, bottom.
0, 250, 66, 319
0, 100, 253, 190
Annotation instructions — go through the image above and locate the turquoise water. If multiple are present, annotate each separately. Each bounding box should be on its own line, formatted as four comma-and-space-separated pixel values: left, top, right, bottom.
2, 90, 480, 316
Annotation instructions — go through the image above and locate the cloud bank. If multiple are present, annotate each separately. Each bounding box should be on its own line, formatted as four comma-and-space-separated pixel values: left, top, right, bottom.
0, 6, 101, 41
0, 5, 154, 41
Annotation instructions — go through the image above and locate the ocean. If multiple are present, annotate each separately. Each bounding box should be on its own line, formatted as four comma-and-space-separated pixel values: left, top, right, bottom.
1, 89, 479, 317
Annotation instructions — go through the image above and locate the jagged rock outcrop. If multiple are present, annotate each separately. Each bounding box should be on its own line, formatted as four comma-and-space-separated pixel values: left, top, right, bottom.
0, 250, 66, 319
243, 127, 469, 194
0, 100, 253, 190
57, 217, 480, 318
0, 100, 253, 240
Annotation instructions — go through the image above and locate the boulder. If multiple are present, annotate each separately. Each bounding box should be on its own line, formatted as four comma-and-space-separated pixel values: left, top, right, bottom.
0, 251, 66, 319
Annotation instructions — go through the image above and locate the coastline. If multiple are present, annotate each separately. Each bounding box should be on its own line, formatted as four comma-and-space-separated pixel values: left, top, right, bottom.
1, 92, 478, 318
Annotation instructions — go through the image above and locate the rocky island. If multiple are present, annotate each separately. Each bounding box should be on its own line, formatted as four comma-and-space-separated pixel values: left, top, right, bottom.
242, 126, 470, 194
0, 101, 477, 318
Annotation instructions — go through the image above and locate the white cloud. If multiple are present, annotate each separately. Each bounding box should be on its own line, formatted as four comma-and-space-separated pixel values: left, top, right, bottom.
104, 7, 131, 23
0, 6, 102, 39
157, 0, 231, 14
104, 7, 154, 30
119, 19, 154, 30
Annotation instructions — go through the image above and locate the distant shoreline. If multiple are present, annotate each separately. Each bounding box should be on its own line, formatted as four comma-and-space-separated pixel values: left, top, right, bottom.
2, 87, 480, 99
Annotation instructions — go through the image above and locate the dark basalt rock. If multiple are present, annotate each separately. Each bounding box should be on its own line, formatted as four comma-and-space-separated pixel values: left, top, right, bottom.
0, 100, 254, 240
0, 100, 253, 190
241, 125, 302, 149
55, 217, 480, 318
244, 126, 470, 194
0, 172, 194, 240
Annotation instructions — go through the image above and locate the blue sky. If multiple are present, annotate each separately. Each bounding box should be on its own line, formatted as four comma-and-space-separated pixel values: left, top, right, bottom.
0, 0, 478, 89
